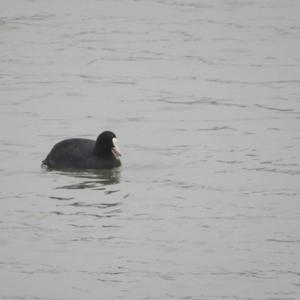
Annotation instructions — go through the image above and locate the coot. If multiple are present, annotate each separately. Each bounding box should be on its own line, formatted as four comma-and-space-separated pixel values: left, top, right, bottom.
42, 131, 121, 169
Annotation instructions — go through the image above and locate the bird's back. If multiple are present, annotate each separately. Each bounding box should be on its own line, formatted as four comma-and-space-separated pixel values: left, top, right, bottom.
43, 138, 95, 169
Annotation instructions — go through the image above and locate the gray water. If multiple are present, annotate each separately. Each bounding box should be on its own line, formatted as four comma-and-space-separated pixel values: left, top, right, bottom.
1, 0, 300, 299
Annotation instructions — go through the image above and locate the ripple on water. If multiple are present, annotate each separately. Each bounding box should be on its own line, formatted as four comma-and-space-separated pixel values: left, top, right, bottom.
50, 168, 122, 189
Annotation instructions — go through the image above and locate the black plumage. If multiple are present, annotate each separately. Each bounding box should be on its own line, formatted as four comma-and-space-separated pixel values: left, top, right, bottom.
42, 131, 121, 170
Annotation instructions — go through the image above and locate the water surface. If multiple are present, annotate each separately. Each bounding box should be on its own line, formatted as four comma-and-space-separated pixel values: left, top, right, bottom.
1, 0, 300, 299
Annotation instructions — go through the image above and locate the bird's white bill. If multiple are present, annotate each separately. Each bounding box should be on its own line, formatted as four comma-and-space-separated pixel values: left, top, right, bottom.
112, 137, 122, 158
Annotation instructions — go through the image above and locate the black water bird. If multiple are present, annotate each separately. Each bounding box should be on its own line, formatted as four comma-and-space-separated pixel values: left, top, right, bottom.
42, 131, 121, 169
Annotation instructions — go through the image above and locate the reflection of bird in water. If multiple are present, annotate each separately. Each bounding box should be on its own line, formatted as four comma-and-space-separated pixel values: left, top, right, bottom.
54, 168, 122, 190
42, 131, 121, 170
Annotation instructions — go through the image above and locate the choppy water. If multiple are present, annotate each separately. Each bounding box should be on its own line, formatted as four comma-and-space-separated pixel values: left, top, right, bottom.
1, 0, 300, 299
